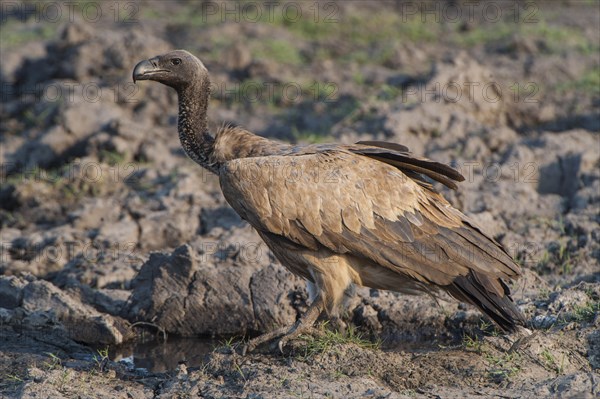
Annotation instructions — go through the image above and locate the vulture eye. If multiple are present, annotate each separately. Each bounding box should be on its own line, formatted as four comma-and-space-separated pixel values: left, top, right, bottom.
171, 58, 182, 66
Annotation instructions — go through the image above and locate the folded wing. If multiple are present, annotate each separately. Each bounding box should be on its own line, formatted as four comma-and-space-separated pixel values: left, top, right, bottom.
220, 149, 524, 330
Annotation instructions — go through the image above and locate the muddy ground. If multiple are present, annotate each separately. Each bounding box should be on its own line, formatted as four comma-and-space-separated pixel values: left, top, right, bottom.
0, 1, 599, 398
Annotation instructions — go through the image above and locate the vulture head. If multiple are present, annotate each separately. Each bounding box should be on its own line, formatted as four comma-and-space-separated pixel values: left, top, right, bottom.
133, 50, 208, 91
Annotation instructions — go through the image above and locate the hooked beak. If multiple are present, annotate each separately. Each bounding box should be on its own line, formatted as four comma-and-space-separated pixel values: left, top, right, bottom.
132, 57, 167, 82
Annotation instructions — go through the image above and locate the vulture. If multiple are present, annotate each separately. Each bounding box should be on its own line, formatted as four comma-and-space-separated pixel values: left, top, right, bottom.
133, 50, 526, 352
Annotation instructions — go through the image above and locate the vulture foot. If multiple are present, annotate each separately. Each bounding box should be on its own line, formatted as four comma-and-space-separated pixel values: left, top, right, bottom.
242, 295, 325, 355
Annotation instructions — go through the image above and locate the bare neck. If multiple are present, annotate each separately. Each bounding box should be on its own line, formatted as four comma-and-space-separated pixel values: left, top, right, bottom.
176, 77, 290, 172
176, 78, 219, 174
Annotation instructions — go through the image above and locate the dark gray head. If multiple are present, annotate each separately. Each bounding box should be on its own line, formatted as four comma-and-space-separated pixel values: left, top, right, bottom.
133, 50, 208, 91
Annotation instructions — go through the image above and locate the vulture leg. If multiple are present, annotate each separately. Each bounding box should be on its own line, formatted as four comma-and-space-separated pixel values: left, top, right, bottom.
243, 295, 325, 354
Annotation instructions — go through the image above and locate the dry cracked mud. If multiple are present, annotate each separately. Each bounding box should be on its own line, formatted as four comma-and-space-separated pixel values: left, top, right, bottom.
1, 1, 598, 398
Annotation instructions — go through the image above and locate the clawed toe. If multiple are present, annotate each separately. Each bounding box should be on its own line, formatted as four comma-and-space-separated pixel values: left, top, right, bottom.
276, 334, 297, 353
242, 325, 316, 354
241, 325, 289, 355
276, 332, 300, 353
277, 338, 286, 353
241, 296, 325, 355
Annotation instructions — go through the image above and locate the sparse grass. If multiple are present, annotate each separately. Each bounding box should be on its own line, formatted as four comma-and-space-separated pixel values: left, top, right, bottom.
462, 334, 484, 353
0, 20, 57, 49
296, 323, 379, 361
252, 39, 303, 66
159, 2, 214, 27
278, 377, 291, 389
233, 362, 247, 384
352, 71, 365, 86
44, 352, 62, 370
3, 158, 126, 208
0, 369, 30, 394
274, 10, 429, 43
537, 250, 551, 270
215, 336, 243, 352
160, 3, 450, 66
99, 149, 127, 166
377, 84, 403, 101
462, 334, 523, 382
555, 67, 600, 95
454, 22, 514, 47
22, 103, 61, 129
532, 216, 566, 234
93, 347, 110, 371
267, 10, 437, 64
546, 299, 600, 327
478, 319, 502, 337
569, 301, 600, 323
485, 350, 522, 382
4, 374, 25, 384
487, 366, 521, 383
329, 370, 345, 380
59, 176, 105, 202
219, 336, 237, 350
540, 348, 565, 374
55, 368, 72, 392
557, 242, 573, 275
536, 239, 577, 276
452, 19, 595, 55
538, 287, 551, 301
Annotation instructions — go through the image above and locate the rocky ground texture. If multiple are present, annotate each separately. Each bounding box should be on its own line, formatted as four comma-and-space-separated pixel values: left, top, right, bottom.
0, 1, 599, 398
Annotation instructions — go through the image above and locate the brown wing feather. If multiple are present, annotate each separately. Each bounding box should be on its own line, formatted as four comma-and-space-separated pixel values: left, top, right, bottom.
369, 155, 460, 190
350, 141, 465, 190
356, 140, 410, 153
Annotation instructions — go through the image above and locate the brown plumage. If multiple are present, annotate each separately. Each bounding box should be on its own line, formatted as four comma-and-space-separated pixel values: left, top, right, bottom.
133, 50, 526, 351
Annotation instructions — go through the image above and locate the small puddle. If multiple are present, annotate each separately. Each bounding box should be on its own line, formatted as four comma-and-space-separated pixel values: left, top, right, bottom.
108, 336, 219, 373
103, 336, 460, 373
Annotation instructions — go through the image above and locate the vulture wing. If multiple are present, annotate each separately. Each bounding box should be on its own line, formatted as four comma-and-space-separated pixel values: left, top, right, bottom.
351, 141, 465, 190
220, 149, 524, 331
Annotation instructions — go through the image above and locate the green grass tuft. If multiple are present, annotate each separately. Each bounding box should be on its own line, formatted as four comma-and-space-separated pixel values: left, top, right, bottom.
570, 301, 600, 323
452, 18, 596, 55
540, 348, 565, 374
296, 323, 380, 360
1, 20, 57, 49
253, 39, 304, 65
555, 67, 600, 95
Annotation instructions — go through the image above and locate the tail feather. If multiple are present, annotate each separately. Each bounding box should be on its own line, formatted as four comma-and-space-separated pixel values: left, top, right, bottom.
446, 271, 526, 332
